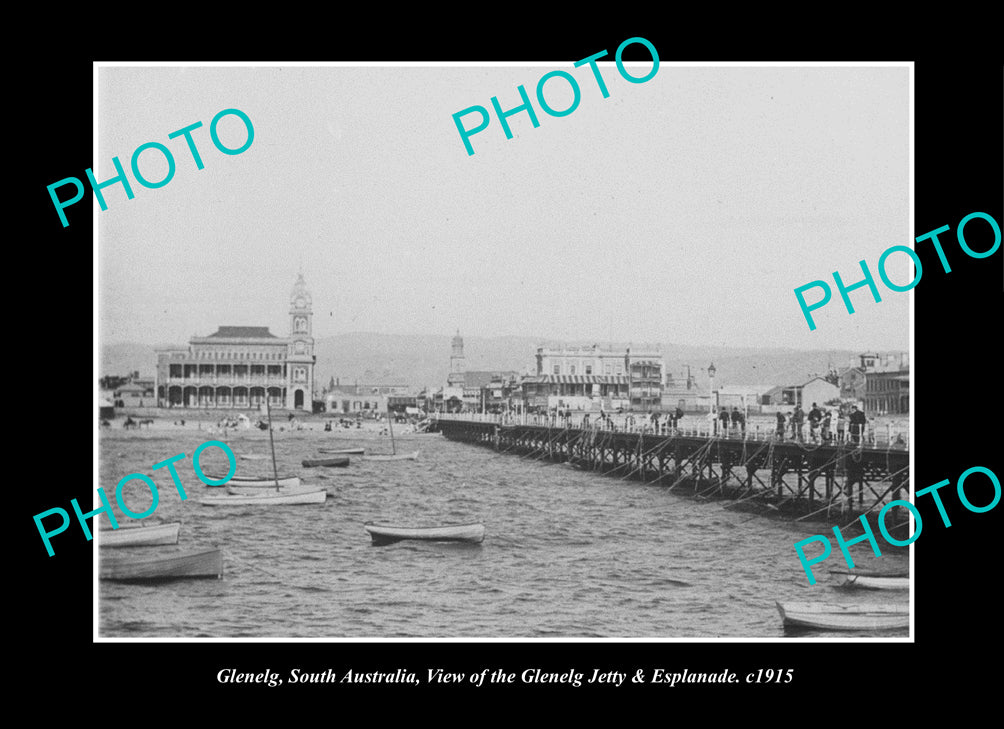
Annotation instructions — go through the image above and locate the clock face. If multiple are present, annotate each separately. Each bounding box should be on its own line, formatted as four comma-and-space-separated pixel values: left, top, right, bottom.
295, 341, 305, 353
296, 297, 305, 308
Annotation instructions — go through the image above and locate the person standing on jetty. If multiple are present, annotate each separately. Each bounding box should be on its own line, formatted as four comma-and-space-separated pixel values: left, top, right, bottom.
718, 407, 731, 436
775, 411, 786, 440
821, 410, 832, 442
836, 409, 847, 442
791, 405, 805, 441
849, 405, 866, 444
808, 402, 822, 442
731, 406, 745, 437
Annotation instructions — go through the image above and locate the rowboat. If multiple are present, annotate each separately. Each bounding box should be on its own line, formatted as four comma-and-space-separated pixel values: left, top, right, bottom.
302, 457, 350, 468
363, 451, 419, 462
200, 488, 327, 506
364, 522, 485, 546
226, 483, 326, 497
775, 601, 908, 632
318, 447, 365, 455
99, 521, 180, 548
205, 475, 301, 488
100, 548, 223, 581
830, 569, 909, 590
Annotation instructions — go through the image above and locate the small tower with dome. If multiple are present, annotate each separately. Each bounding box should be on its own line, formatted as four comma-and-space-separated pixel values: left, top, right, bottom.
286, 273, 315, 410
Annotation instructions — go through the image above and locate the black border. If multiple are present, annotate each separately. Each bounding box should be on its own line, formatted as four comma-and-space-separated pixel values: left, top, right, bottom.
23, 27, 1003, 714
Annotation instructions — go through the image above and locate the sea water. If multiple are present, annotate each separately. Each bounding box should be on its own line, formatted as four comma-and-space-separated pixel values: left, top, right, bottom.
97, 426, 908, 638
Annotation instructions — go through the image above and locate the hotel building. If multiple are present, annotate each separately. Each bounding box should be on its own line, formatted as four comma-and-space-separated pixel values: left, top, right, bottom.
155, 274, 316, 411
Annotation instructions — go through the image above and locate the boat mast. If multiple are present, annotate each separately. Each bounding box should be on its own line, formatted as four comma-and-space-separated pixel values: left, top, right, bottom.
387, 402, 396, 455
265, 393, 280, 492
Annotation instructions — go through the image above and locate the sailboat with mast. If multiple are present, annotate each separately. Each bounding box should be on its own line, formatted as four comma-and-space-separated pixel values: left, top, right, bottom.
363, 405, 419, 461
200, 396, 327, 506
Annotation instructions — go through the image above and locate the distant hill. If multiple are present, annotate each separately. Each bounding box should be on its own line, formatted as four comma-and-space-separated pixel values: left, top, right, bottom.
101, 334, 866, 391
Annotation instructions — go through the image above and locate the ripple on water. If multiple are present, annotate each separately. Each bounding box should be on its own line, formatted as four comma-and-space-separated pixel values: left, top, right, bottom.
98, 430, 909, 638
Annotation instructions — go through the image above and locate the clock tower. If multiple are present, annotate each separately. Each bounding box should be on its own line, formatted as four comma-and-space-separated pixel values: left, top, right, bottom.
286, 273, 315, 410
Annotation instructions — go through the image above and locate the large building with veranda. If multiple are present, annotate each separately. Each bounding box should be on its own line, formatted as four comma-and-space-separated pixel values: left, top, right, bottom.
155, 274, 316, 411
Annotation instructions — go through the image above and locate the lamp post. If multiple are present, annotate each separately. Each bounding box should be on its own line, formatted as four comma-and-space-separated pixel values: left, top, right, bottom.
708, 362, 716, 413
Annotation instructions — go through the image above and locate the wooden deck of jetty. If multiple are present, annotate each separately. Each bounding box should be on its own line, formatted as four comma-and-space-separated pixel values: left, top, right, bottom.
431, 414, 910, 534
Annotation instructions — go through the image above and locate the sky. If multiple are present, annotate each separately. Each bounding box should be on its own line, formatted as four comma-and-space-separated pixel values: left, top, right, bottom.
96, 63, 911, 351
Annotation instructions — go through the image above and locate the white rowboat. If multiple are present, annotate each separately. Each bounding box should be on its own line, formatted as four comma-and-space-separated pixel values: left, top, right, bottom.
319, 448, 365, 455
364, 522, 484, 546
100, 548, 223, 581
776, 601, 908, 632
205, 475, 301, 488
99, 521, 181, 548
830, 569, 909, 590
200, 488, 327, 506
226, 483, 325, 497
363, 451, 419, 462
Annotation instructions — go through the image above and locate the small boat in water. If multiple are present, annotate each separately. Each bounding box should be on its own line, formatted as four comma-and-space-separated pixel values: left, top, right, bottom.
363, 451, 419, 462
100, 548, 223, 581
364, 522, 485, 546
202, 396, 326, 506
775, 601, 908, 632
302, 457, 350, 468
240, 454, 268, 460
830, 569, 909, 590
200, 488, 328, 506
366, 406, 420, 462
205, 475, 301, 488
99, 521, 181, 548
226, 483, 326, 497
318, 447, 365, 455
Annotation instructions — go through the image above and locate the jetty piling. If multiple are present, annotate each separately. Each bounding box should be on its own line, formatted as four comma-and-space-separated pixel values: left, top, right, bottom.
431, 414, 910, 534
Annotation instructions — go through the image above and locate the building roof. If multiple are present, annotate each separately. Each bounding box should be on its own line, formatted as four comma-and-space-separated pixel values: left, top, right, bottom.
838, 366, 864, 376
802, 376, 839, 387
463, 371, 519, 388
524, 374, 630, 385
207, 326, 278, 339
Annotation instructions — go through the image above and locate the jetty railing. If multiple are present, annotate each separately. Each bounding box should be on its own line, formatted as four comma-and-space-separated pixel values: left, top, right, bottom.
430, 411, 909, 449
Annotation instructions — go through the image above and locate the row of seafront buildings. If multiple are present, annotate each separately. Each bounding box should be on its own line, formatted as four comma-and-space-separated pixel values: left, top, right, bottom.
431, 335, 909, 417
100, 276, 908, 417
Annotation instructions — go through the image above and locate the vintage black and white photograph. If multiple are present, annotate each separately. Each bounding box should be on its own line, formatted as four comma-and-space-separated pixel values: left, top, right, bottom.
94, 61, 913, 639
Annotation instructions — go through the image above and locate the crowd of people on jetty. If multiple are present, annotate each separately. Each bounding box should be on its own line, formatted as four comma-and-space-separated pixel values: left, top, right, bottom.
770, 402, 874, 444
486, 402, 904, 447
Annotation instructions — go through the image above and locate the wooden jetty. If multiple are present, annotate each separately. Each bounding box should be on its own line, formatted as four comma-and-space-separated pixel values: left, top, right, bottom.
430, 414, 910, 533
